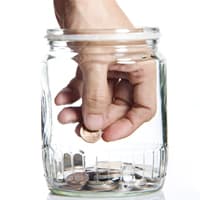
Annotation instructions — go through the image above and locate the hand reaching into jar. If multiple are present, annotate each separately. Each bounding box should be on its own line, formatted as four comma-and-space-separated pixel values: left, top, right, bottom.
54, 0, 157, 142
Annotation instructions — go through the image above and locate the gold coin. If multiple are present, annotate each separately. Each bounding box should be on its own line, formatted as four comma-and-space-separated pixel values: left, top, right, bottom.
80, 127, 102, 143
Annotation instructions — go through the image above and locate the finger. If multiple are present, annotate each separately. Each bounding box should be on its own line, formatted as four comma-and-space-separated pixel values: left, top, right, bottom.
55, 67, 83, 105
75, 123, 82, 137
108, 71, 128, 80
129, 59, 157, 112
74, 79, 130, 136
103, 60, 157, 141
102, 107, 154, 142
108, 59, 154, 74
113, 79, 132, 106
58, 107, 82, 124
105, 104, 129, 127
81, 62, 110, 131
54, 79, 81, 105
109, 59, 157, 109
75, 104, 129, 138
101, 79, 132, 127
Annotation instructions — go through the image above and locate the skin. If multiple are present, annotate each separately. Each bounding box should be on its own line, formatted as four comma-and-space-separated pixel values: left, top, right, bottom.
54, 0, 157, 142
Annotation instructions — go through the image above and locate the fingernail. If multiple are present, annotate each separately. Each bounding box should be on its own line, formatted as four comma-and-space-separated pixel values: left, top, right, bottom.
85, 114, 104, 130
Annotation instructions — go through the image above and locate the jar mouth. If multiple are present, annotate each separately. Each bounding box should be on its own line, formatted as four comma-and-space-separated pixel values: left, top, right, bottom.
46, 27, 160, 42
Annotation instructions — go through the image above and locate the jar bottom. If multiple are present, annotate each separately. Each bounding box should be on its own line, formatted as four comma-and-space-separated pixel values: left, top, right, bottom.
44, 145, 167, 197
50, 178, 165, 197
49, 166, 166, 197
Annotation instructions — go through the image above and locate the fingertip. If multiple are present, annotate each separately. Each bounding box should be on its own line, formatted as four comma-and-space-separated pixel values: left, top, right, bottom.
57, 109, 68, 124
102, 119, 133, 141
102, 131, 121, 142
101, 133, 113, 142
55, 87, 73, 105
57, 107, 81, 124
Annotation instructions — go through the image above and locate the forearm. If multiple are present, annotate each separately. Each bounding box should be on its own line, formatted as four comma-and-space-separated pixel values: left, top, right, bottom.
65, 0, 133, 29
54, 0, 134, 29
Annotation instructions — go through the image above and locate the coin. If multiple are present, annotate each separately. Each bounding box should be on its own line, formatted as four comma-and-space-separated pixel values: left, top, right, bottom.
53, 179, 83, 191
65, 172, 89, 186
59, 184, 83, 191
87, 180, 118, 191
80, 127, 102, 143
86, 168, 121, 181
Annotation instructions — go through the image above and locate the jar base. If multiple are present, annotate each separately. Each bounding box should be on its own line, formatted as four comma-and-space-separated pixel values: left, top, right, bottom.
49, 177, 165, 198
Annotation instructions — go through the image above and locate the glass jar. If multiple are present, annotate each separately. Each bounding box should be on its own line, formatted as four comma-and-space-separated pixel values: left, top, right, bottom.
41, 28, 167, 197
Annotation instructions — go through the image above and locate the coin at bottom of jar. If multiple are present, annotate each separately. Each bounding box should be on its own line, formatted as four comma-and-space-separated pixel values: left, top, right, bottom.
59, 184, 83, 191
119, 182, 142, 191
86, 180, 119, 191
80, 127, 102, 143
86, 168, 121, 181
65, 172, 89, 186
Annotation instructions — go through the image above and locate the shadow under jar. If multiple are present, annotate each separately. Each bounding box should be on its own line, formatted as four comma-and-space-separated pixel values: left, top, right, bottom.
41, 28, 167, 197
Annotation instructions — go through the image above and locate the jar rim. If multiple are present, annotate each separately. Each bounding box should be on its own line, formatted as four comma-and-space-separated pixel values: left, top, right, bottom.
46, 27, 160, 42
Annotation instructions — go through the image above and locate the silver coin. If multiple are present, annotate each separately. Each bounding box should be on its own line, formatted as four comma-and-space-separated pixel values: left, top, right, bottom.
65, 172, 89, 186
87, 180, 118, 191
87, 169, 120, 181
80, 127, 102, 143
59, 184, 83, 191
98, 169, 120, 180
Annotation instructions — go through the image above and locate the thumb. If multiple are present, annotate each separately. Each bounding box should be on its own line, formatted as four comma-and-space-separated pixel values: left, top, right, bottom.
81, 62, 109, 131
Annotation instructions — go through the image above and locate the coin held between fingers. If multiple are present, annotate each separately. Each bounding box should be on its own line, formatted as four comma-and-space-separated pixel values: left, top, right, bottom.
80, 126, 103, 143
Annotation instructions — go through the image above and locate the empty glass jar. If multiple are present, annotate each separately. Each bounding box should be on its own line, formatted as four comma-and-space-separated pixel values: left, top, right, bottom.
41, 28, 167, 197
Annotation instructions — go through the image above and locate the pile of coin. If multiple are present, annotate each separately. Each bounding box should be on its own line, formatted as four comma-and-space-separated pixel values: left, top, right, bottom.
54, 158, 160, 192
85, 167, 121, 191
86, 168, 120, 181
63, 172, 89, 190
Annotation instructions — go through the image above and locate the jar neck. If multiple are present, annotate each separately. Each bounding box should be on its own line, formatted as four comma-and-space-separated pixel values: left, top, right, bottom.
47, 28, 160, 57
49, 39, 158, 63
50, 38, 158, 50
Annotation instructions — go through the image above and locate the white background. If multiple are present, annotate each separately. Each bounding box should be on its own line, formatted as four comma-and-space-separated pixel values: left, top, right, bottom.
0, 0, 200, 199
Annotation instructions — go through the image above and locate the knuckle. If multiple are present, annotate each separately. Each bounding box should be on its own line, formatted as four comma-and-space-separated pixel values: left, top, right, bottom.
85, 95, 108, 111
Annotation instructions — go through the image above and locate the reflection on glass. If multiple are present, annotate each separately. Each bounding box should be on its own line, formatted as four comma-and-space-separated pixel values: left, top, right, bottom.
47, 191, 165, 200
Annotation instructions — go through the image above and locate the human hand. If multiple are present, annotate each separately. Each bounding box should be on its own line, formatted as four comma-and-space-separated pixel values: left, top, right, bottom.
54, 0, 157, 142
